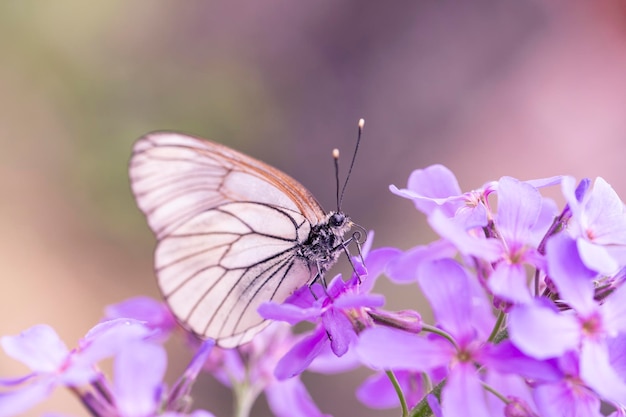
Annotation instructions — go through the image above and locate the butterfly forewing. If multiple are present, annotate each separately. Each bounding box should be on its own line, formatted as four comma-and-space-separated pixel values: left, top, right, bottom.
130, 132, 328, 347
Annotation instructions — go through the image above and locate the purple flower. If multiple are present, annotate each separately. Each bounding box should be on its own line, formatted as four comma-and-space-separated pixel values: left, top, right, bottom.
355, 259, 520, 417
258, 236, 414, 380
483, 342, 597, 417
484, 177, 553, 303
561, 176, 626, 275
104, 296, 176, 338
0, 319, 153, 417
259, 273, 384, 378
509, 232, 626, 406
202, 322, 331, 417
390, 164, 493, 229
356, 370, 425, 409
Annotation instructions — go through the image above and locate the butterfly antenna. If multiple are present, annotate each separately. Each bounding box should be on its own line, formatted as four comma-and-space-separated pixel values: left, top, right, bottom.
333, 148, 341, 212
338, 118, 364, 211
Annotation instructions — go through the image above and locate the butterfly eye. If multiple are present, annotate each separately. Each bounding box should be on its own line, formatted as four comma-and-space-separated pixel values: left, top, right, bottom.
330, 212, 345, 227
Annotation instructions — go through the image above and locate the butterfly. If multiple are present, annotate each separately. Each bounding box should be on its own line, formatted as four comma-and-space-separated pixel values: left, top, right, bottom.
129, 122, 363, 348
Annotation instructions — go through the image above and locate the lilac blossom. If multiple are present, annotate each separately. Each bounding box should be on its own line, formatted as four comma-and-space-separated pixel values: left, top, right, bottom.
356, 370, 425, 410
201, 322, 332, 417
354, 258, 530, 417
390, 164, 493, 228
258, 234, 419, 380
0, 304, 215, 417
9, 162, 626, 417
0, 319, 153, 417
509, 232, 626, 407
561, 176, 626, 275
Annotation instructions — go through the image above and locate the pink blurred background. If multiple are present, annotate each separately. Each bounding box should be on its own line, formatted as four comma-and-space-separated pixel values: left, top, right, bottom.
2, 1, 626, 416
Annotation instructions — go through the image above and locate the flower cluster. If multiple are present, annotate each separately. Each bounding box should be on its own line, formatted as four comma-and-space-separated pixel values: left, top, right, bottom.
4, 164, 626, 417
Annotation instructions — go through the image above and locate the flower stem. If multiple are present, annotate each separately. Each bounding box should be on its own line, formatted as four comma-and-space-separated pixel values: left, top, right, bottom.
233, 383, 262, 417
408, 380, 444, 417
386, 369, 409, 417
487, 310, 506, 343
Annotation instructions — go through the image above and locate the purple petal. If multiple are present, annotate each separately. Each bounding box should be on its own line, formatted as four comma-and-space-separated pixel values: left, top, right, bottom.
308, 342, 360, 374
417, 259, 478, 342
496, 176, 542, 245
355, 327, 453, 372
188, 411, 217, 417
509, 301, 580, 359
428, 210, 502, 262
546, 233, 597, 315
284, 283, 317, 308
390, 165, 463, 216
0, 325, 68, 373
322, 309, 356, 357
275, 328, 327, 380
479, 341, 562, 382
0, 374, 37, 387
356, 370, 424, 409
427, 394, 443, 417
265, 377, 331, 417
333, 293, 384, 310
104, 296, 176, 334
484, 371, 537, 416
534, 381, 602, 417
580, 340, 626, 405
386, 240, 457, 284
441, 363, 490, 417
356, 371, 401, 409
0, 379, 55, 417
357, 247, 402, 293
577, 238, 619, 276
168, 339, 215, 405
487, 263, 532, 304
183, 339, 215, 381
161, 411, 216, 417
78, 319, 154, 366
581, 178, 626, 246
525, 175, 563, 189
597, 283, 626, 335
607, 333, 626, 377
258, 302, 320, 325
367, 309, 422, 334
529, 197, 559, 246
114, 341, 167, 417
325, 274, 349, 299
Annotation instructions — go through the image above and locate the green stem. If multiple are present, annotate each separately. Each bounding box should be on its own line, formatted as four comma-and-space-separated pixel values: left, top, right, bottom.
421, 324, 459, 350
233, 383, 262, 417
408, 380, 444, 417
487, 310, 506, 343
386, 370, 409, 417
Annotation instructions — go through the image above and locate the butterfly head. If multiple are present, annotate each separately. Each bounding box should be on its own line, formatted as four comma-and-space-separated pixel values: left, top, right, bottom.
329, 212, 346, 227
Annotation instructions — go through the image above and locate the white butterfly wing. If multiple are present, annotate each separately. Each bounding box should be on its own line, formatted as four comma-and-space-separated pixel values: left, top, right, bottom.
130, 132, 327, 347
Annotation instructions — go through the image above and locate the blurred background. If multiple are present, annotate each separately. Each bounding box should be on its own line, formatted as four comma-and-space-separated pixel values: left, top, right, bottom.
2, 1, 626, 416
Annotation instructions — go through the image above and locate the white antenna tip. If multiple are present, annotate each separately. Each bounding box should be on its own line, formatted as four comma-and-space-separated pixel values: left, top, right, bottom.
358, 118, 365, 129
332, 148, 340, 159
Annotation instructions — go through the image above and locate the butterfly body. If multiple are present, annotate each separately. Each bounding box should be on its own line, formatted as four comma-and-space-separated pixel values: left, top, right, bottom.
130, 132, 352, 347
298, 211, 351, 274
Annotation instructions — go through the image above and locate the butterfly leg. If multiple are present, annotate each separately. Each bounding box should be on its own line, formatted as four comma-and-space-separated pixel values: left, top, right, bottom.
307, 262, 330, 300
335, 230, 367, 284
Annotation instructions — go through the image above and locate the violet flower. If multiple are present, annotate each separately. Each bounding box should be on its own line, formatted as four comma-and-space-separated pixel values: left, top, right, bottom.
202, 322, 332, 417
354, 258, 533, 417
0, 319, 153, 417
509, 232, 626, 407
258, 234, 419, 380
561, 176, 626, 275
